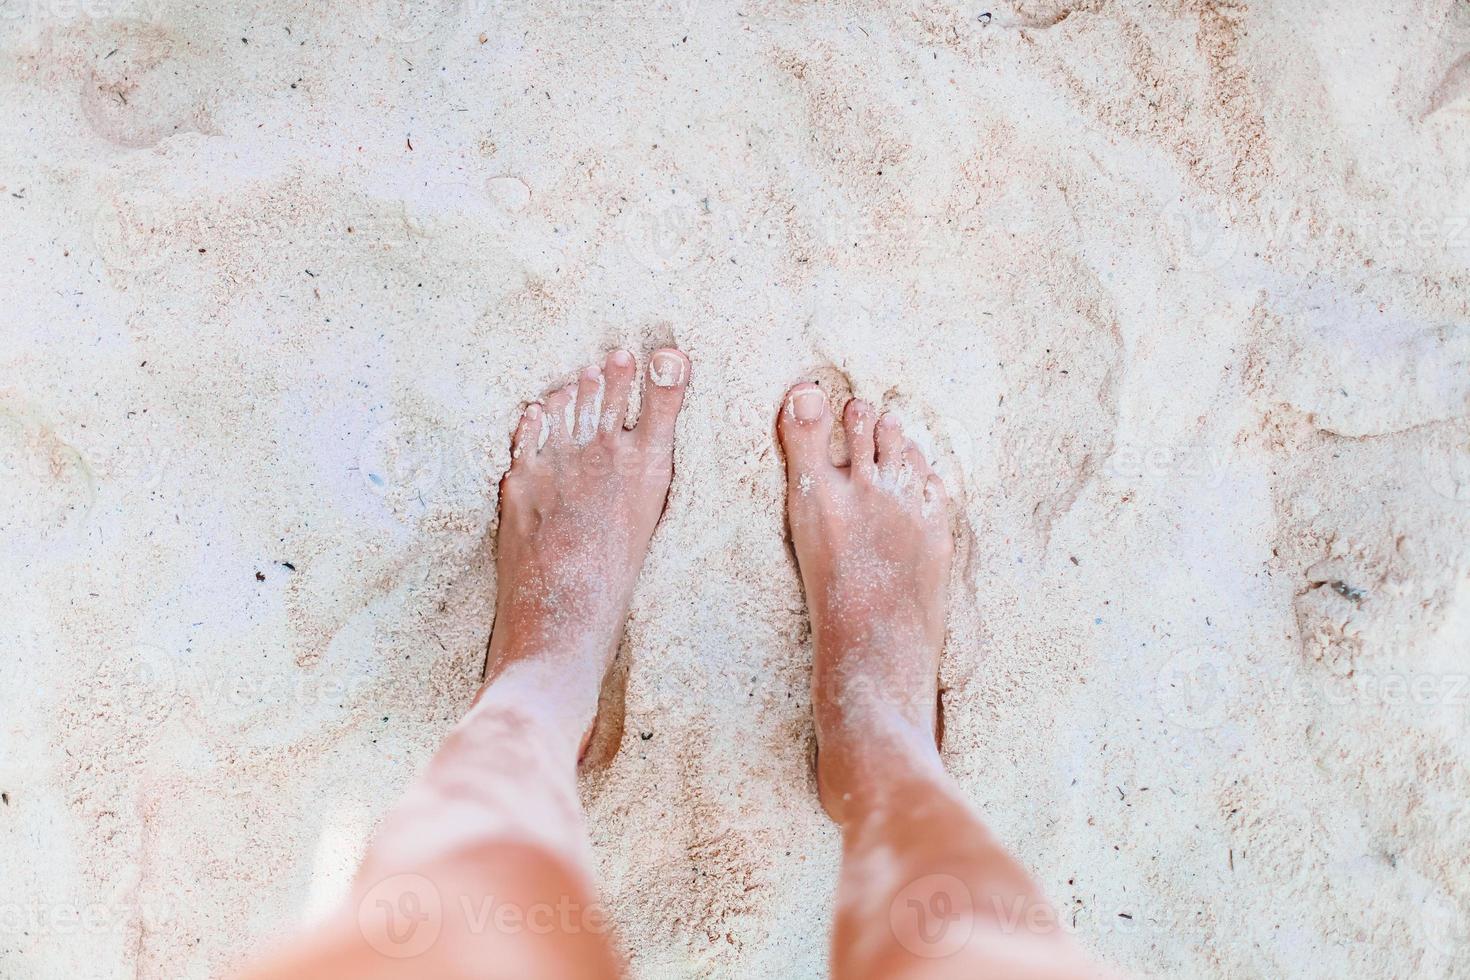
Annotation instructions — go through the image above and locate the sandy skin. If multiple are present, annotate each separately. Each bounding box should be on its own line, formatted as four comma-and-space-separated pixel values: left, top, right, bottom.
237, 355, 1103, 980
778, 383, 1102, 979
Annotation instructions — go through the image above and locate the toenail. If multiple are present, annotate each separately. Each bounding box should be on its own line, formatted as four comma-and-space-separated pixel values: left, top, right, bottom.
582, 365, 602, 381
650, 351, 686, 388
791, 390, 825, 421
609, 349, 633, 368
525, 404, 541, 419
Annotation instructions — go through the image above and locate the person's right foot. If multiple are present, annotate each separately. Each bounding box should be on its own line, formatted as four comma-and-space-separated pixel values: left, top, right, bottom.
777, 382, 955, 822
484, 347, 691, 745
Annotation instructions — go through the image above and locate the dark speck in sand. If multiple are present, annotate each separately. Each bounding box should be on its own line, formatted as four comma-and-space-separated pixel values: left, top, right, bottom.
255, 571, 265, 582
640, 731, 653, 741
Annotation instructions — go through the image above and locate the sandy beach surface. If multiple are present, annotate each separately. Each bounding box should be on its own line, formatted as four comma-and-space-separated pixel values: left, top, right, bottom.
2, 0, 1469, 977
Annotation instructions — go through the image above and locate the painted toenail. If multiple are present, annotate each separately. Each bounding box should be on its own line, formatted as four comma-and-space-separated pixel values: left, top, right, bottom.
792, 390, 825, 421
650, 351, 685, 388
609, 349, 633, 368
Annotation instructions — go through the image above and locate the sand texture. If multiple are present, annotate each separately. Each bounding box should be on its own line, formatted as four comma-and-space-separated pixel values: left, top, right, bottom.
2, 0, 1469, 977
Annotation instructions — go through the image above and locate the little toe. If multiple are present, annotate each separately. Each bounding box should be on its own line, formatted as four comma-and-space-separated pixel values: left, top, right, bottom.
922, 474, 950, 520
778, 382, 835, 484
843, 398, 876, 477
600, 349, 636, 435
903, 442, 930, 480
636, 348, 691, 454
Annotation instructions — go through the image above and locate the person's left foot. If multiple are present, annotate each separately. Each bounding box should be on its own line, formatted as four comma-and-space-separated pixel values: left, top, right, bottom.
484, 347, 691, 737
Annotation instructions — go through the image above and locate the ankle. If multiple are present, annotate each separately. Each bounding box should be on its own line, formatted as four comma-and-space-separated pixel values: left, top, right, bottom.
470, 659, 600, 755
816, 702, 946, 823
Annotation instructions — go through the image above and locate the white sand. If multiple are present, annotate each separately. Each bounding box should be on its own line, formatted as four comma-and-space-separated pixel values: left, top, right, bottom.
2, 0, 1469, 976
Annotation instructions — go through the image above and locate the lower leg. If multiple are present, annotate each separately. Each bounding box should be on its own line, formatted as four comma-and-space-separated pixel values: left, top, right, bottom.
244, 681, 619, 980
827, 707, 1095, 979
776, 384, 1102, 979
237, 349, 691, 980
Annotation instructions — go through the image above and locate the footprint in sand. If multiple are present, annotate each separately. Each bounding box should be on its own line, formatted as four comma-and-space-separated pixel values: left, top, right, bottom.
1421, 426, 1470, 503
363, 0, 466, 46
93, 186, 180, 275
79, 22, 209, 149
0, 404, 96, 558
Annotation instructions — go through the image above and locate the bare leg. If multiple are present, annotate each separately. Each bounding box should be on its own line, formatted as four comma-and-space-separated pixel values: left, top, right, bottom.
778, 383, 1104, 980
239, 348, 691, 980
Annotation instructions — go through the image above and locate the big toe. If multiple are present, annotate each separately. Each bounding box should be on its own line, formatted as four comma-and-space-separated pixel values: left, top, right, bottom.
779, 382, 834, 482
636, 348, 691, 454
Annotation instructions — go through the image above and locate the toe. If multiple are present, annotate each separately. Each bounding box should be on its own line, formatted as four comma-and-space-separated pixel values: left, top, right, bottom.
778, 382, 835, 482
901, 442, 932, 498
903, 442, 930, 480
600, 349, 636, 434
543, 383, 575, 447
636, 347, 691, 453
511, 403, 542, 468
573, 365, 604, 445
922, 473, 950, 519
875, 412, 905, 468
843, 398, 876, 476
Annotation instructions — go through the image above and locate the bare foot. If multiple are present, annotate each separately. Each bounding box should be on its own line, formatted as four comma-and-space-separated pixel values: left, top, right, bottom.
485, 347, 691, 742
777, 382, 954, 822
